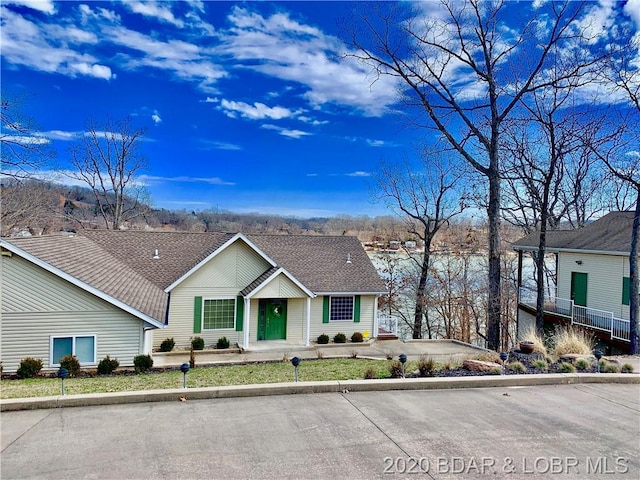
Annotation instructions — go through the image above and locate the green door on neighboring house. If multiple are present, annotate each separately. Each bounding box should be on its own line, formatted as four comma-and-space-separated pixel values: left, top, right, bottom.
258, 299, 287, 340
571, 272, 588, 306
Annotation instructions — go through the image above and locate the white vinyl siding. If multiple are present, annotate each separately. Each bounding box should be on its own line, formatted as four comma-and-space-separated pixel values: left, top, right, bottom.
1, 255, 146, 374
310, 295, 376, 340
250, 273, 307, 299
557, 252, 629, 319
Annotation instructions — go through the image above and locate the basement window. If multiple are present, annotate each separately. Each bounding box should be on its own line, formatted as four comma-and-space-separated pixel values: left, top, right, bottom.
50, 335, 96, 366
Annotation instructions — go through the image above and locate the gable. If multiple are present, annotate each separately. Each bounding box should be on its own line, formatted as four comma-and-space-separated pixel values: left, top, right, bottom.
178, 239, 272, 290
249, 271, 308, 299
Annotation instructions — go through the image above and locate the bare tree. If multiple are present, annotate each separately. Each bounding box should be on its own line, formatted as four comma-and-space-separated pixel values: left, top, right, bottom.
375, 154, 466, 338
67, 117, 149, 230
346, 0, 603, 350
1, 93, 53, 179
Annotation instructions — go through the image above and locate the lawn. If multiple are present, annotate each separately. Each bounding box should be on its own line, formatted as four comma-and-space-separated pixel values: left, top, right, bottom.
0, 358, 409, 399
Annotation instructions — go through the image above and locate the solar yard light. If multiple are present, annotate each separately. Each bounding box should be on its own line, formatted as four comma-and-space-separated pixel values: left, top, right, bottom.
499, 352, 508, 375
291, 356, 301, 382
399, 354, 407, 378
594, 350, 603, 373
180, 363, 190, 389
57, 367, 69, 395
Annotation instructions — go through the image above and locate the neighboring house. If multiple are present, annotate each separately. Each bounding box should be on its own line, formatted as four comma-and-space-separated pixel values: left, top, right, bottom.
1, 231, 385, 373
512, 211, 634, 352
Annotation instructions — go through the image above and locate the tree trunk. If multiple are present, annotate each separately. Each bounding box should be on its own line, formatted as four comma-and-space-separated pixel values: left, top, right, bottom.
413, 251, 430, 339
630, 191, 640, 354
486, 168, 502, 351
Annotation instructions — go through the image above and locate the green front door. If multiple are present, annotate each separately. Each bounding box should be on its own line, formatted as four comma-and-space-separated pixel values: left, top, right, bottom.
571, 272, 588, 306
259, 299, 287, 340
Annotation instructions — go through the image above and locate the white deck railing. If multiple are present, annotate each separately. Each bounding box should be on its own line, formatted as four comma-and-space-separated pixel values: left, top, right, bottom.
377, 314, 398, 337
518, 287, 630, 343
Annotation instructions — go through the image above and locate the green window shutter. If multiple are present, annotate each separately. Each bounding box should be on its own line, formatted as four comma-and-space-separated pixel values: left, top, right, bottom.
236, 296, 244, 331
193, 296, 202, 334
623, 277, 631, 306
322, 296, 330, 323
354, 295, 361, 323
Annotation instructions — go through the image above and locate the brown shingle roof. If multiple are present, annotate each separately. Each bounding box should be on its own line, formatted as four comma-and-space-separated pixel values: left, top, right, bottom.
240, 266, 280, 296
81, 230, 233, 289
247, 234, 386, 293
6, 235, 168, 323
512, 211, 635, 254
4, 231, 385, 325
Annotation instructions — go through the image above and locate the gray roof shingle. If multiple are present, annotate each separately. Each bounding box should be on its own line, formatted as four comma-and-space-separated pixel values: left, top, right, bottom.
512, 211, 635, 254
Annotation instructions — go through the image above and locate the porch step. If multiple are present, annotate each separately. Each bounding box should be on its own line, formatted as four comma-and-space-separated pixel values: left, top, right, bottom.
377, 334, 399, 340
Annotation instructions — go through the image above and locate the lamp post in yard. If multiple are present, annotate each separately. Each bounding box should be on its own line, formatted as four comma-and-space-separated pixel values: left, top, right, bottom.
180, 363, 190, 388
291, 357, 301, 382
399, 354, 407, 378
57, 368, 69, 395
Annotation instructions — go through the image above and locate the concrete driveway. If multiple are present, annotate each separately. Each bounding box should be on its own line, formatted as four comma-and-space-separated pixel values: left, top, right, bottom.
2, 384, 638, 479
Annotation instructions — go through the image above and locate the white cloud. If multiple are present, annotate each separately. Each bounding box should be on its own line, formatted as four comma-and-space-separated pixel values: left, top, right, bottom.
41, 130, 81, 141
346, 171, 371, 177
198, 139, 242, 151
219, 99, 298, 120
203, 97, 218, 103
1, 134, 49, 145
217, 6, 397, 116
625, 0, 640, 26
0, 7, 114, 80
3, 0, 55, 14
139, 174, 235, 186
261, 124, 311, 139
122, 1, 184, 27
151, 111, 162, 125
367, 139, 385, 147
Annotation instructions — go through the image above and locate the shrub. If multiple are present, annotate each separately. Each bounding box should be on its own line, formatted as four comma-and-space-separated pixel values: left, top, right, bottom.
216, 336, 230, 349
133, 354, 153, 373
473, 352, 501, 363
16, 357, 43, 379
575, 358, 590, 371
389, 360, 403, 378
557, 362, 576, 373
97, 355, 119, 375
532, 359, 548, 370
603, 363, 620, 373
552, 327, 594, 357
191, 337, 205, 351
159, 338, 175, 352
351, 332, 364, 343
317, 334, 330, 345
60, 354, 81, 377
489, 367, 502, 375
507, 361, 526, 373
363, 367, 377, 379
521, 327, 548, 355
621, 363, 634, 373
417, 356, 435, 377
350, 350, 358, 359
334, 333, 347, 344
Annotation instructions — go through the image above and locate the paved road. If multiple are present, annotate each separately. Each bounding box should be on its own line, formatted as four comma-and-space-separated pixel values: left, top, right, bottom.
2, 384, 639, 479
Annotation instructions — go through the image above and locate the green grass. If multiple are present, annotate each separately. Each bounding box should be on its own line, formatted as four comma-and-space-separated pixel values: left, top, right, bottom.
1, 359, 407, 399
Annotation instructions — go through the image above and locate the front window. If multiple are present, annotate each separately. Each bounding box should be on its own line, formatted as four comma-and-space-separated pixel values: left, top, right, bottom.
330, 296, 354, 321
203, 298, 235, 330
51, 335, 96, 365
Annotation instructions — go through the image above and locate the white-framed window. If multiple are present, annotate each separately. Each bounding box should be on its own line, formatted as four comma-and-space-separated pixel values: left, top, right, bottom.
203, 298, 235, 330
330, 296, 354, 321
50, 335, 96, 366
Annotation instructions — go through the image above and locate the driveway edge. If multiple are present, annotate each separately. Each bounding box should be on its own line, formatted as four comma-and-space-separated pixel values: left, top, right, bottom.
1, 373, 637, 411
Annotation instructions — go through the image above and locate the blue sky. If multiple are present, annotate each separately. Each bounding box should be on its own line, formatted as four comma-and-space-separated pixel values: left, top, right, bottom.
2, 0, 640, 218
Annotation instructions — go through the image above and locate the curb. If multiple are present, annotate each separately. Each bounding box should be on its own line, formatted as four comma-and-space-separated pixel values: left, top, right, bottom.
1, 373, 637, 412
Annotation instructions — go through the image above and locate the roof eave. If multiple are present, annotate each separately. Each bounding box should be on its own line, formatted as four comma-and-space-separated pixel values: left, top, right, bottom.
245, 267, 316, 299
